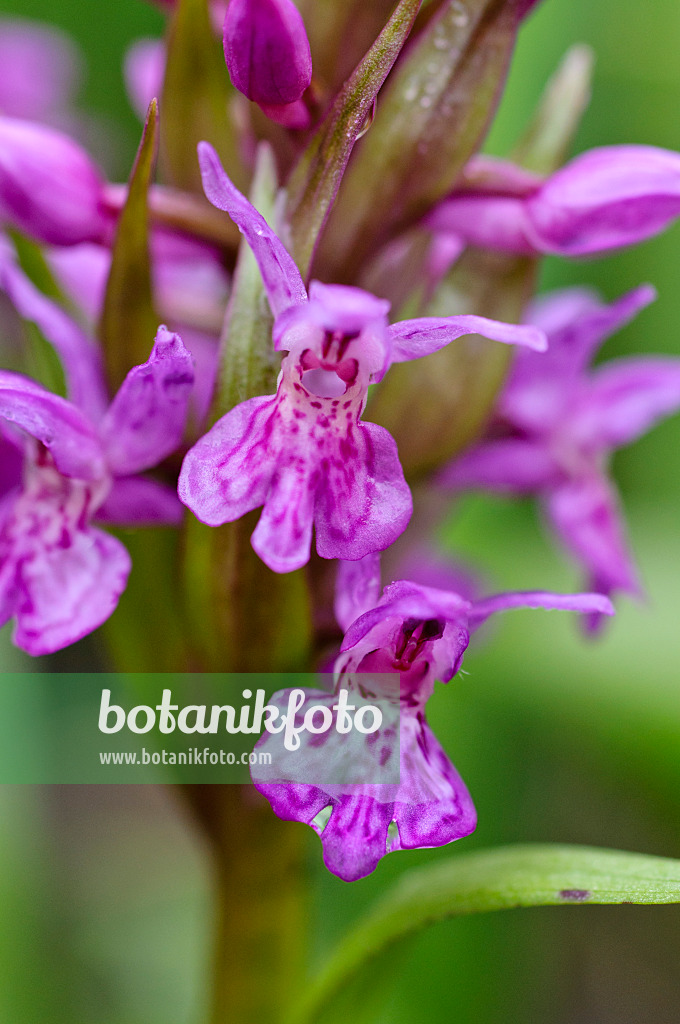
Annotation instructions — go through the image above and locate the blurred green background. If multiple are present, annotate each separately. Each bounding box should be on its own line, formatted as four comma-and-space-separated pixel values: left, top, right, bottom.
1, 0, 680, 1020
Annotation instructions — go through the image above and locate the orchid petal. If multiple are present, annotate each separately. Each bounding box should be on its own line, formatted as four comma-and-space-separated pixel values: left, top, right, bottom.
124, 38, 165, 121
179, 395, 279, 527
440, 438, 559, 493
223, 0, 312, 107
0, 251, 107, 420
523, 284, 657, 380
99, 326, 194, 476
574, 356, 680, 450
469, 589, 615, 628
198, 142, 307, 316
545, 476, 641, 597
0, 116, 108, 246
251, 460, 315, 573
11, 526, 131, 656
314, 421, 412, 564
388, 314, 547, 366
425, 195, 537, 255
334, 553, 382, 632
0, 18, 81, 121
0, 372, 105, 480
95, 476, 184, 527
528, 145, 680, 256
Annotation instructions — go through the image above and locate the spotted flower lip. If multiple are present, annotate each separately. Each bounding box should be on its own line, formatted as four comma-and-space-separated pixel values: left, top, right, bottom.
0, 247, 194, 654
253, 579, 613, 882
427, 146, 680, 258
441, 284, 680, 625
223, 0, 312, 127
179, 143, 547, 574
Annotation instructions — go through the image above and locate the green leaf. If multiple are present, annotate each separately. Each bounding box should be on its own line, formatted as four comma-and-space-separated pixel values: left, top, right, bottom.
319, 0, 523, 280
290, 844, 680, 1024
160, 0, 245, 194
99, 100, 159, 394
286, 0, 423, 277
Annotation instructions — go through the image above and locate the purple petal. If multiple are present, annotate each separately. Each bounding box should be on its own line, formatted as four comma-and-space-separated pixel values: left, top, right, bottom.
151, 230, 229, 334
573, 356, 680, 451
258, 98, 311, 130
527, 145, 680, 256
314, 421, 412, 563
223, 0, 312, 106
440, 438, 559, 493
340, 581, 471, 656
0, 428, 23, 500
469, 588, 615, 628
0, 249, 107, 420
0, 117, 109, 246
124, 38, 165, 121
99, 326, 194, 476
392, 715, 476, 855
392, 545, 481, 602
0, 372, 106, 480
253, 692, 476, 882
251, 460, 315, 573
177, 327, 218, 428
0, 18, 81, 121
95, 476, 184, 527
10, 526, 131, 656
334, 553, 382, 632
545, 476, 641, 597
425, 194, 538, 255
500, 286, 657, 434
388, 314, 547, 366
274, 281, 390, 347
198, 142, 307, 316
178, 394, 279, 527
461, 155, 544, 197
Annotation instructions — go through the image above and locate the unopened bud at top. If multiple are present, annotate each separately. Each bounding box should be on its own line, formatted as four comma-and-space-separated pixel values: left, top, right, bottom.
223, 0, 312, 123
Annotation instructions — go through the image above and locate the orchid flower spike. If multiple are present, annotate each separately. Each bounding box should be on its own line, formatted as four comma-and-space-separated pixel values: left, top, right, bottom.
179, 143, 547, 574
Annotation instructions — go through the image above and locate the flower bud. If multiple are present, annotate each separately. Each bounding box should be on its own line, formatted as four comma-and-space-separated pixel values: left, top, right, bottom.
223, 0, 312, 110
0, 117, 109, 246
428, 145, 680, 258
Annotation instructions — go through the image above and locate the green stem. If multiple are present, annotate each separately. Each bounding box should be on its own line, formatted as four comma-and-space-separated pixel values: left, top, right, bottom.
184, 786, 308, 1024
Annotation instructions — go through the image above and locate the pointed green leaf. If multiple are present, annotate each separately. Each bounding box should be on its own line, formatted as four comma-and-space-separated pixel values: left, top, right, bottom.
100, 100, 159, 394
319, 0, 524, 280
160, 0, 246, 194
290, 844, 680, 1024
286, 0, 423, 277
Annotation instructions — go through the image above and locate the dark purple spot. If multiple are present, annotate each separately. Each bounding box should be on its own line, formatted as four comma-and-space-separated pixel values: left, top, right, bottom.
559, 889, 591, 902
